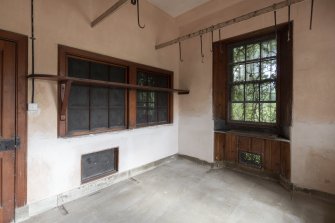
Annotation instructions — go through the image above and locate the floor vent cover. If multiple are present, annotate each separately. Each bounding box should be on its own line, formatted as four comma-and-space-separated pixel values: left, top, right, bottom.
239, 151, 262, 169
81, 148, 119, 183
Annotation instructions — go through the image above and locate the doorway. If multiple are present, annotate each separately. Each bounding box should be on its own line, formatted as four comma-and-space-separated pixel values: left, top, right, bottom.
0, 29, 27, 223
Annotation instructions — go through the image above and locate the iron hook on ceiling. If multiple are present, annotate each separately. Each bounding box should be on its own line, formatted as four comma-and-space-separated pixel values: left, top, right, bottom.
179, 41, 184, 63
287, 0, 291, 42
210, 26, 214, 53
274, 8, 278, 40
131, 0, 145, 29
200, 35, 205, 63
309, 0, 315, 30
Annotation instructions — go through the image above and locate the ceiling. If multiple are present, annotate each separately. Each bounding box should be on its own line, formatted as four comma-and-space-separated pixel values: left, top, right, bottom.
147, 0, 210, 17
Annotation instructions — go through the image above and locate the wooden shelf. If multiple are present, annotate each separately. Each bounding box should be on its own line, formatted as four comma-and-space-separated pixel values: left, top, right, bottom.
27, 74, 190, 95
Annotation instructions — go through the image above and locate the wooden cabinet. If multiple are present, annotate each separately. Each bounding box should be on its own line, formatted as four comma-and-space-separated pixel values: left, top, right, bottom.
214, 131, 290, 180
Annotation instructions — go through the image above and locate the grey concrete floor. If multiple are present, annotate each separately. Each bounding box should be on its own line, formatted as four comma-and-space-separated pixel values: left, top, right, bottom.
24, 158, 335, 223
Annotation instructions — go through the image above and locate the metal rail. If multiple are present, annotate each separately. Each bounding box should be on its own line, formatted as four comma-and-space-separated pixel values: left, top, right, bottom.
155, 0, 306, 50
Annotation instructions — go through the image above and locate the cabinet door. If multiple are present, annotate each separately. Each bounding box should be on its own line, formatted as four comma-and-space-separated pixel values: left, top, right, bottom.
214, 133, 225, 161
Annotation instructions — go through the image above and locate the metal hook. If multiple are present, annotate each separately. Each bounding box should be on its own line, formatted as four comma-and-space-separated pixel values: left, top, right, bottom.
200, 35, 205, 63
309, 0, 315, 30
210, 27, 214, 53
274, 10, 278, 40
287, 0, 291, 42
219, 29, 224, 54
131, 0, 145, 29
179, 41, 184, 63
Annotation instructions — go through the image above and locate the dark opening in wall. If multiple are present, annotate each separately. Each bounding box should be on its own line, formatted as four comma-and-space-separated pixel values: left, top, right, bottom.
81, 148, 119, 183
239, 150, 262, 169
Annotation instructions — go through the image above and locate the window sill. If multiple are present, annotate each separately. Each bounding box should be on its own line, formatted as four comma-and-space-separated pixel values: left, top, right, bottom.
214, 129, 290, 142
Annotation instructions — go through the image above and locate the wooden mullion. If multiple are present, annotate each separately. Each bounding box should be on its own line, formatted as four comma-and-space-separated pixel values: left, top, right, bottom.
128, 65, 137, 129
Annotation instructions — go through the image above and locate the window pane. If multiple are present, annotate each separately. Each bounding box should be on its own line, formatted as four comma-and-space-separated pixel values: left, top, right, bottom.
147, 75, 155, 87
90, 109, 108, 129
69, 85, 89, 107
136, 108, 147, 124
246, 44, 260, 60
232, 64, 245, 82
109, 108, 125, 127
147, 92, 156, 103
148, 109, 157, 123
260, 82, 276, 101
158, 108, 168, 123
68, 58, 89, 79
137, 91, 147, 104
90, 87, 108, 129
110, 66, 126, 83
91, 87, 108, 107
260, 103, 276, 123
68, 108, 89, 132
231, 103, 244, 121
262, 39, 277, 58
137, 72, 147, 85
155, 76, 169, 88
110, 89, 125, 107
157, 92, 168, 107
231, 85, 244, 102
245, 103, 259, 122
261, 59, 277, 80
232, 46, 245, 63
245, 84, 259, 101
91, 63, 109, 81
246, 62, 260, 81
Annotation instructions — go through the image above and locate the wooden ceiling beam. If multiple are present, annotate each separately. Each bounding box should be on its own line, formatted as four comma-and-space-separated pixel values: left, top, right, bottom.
91, 0, 129, 27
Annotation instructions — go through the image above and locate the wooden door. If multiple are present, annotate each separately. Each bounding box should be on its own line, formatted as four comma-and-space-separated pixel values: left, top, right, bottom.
0, 40, 17, 223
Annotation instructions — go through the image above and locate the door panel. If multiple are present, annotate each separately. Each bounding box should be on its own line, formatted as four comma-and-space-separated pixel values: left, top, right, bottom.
0, 40, 17, 223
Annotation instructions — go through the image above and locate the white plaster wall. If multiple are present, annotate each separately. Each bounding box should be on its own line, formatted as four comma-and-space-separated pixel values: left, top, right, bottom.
0, 0, 180, 203
178, 0, 335, 195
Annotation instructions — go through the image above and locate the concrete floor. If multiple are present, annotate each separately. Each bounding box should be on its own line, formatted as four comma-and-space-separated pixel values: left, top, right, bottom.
24, 158, 335, 223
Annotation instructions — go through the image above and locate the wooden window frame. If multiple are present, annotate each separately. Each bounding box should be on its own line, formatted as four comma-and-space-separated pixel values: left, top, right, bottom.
213, 23, 292, 137
58, 45, 174, 137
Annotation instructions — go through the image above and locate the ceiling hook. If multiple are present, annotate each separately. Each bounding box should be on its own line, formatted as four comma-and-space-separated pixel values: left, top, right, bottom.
287, 0, 291, 42
210, 26, 214, 53
200, 35, 205, 63
274, 9, 278, 40
179, 41, 184, 63
309, 0, 315, 30
219, 28, 224, 54
132, 0, 145, 29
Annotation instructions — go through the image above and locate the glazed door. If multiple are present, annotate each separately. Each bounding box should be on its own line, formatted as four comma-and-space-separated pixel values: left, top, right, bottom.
0, 40, 16, 223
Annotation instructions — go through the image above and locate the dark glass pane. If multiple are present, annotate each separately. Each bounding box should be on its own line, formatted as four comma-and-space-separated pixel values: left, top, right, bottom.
260, 82, 276, 101
90, 108, 108, 129
137, 91, 147, 103
68, 108, 89, 132
68, 57, 89, 78
147, 92, 156, 103
245, 103, 259, 122
147, 74, 155, 87
262, 39, 277, 58
232, 46, 245, 63
109, 108, 125, 127
158, 108, 168, 122
91, 63, 109, 81
110, 89, 125, 107
246, 43, 260, 60
231, 103, 244, 121
148, 109, 157, 123
137, 72, 147, 85
232, 64, 245, 82
90, 87, 108, 107
110, 66, 126, 83
231, 85, 244, 102
261, 59, 277, 80
260, 103, 276, 123
136, 108, 147, 124
157, 92, 168, 107
246, 62, 260, 81
245, 83, 259, 101
155, 75, 169, 88
69, 85, 89, 107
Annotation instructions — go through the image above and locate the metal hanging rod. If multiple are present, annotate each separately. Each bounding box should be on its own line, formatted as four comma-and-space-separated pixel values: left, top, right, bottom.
155, 0, 305, 50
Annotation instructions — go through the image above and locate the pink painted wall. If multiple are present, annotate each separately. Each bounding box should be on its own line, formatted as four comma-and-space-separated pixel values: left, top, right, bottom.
178, 0, 335, 195
0, 0, 181, 204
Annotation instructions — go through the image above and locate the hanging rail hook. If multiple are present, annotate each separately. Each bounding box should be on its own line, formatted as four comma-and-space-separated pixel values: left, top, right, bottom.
179, 41, 184, 63
309, 0, 314, 30
210, 26, 214, 53
131, 0, 145, 29
274, 8, 278, 40
219, 28, 224, 54
287, 0, 291, 42
200, 35, 205, 63
31, 0, 36, 103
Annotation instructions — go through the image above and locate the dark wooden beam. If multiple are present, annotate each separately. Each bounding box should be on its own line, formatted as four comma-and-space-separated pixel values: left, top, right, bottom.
27, 74, 190, 95
91, 0, 129, 27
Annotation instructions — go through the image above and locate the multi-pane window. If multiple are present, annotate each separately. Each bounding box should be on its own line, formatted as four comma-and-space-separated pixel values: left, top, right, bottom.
228, 37, 277, 124
67, 57, 127, 133
136, 71, 170, 126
